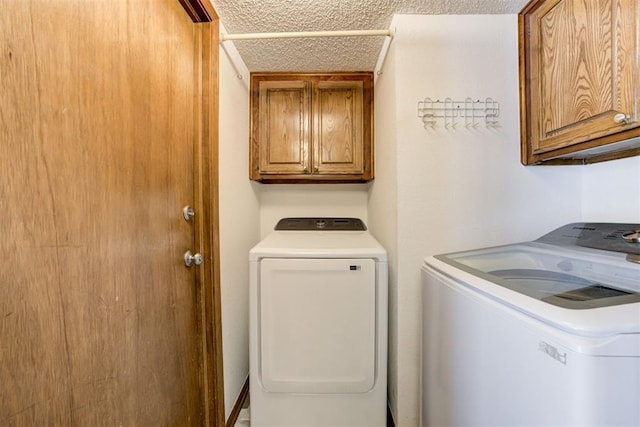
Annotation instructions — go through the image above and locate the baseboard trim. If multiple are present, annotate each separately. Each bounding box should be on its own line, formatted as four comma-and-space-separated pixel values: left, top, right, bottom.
226, 376, 250, 427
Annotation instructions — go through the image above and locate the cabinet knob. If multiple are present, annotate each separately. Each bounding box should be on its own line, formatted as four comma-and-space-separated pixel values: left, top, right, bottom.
613, 113, 631, 124
303, 166, 308, 172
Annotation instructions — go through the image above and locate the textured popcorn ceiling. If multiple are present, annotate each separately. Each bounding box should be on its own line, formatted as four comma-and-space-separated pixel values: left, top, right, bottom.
212, 0, 530, 72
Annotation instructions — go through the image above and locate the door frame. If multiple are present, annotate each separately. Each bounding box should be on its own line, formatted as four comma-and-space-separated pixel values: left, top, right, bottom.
178, 1, 224, 425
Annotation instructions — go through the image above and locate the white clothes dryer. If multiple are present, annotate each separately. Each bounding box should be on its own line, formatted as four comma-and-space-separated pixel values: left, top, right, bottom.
249, 218, 388, 427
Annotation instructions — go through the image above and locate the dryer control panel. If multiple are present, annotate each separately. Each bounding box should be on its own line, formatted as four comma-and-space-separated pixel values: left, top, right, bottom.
275, 217, 367, 231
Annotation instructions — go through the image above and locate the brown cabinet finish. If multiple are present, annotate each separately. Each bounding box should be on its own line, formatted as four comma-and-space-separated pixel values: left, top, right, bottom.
314, 81, 365, 175
258, 80, 311, 175
251, 73, 373, 182
519, 0, 640, 164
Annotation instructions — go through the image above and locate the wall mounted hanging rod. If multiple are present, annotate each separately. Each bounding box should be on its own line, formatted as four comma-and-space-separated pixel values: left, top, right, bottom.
220, 29, 392, 42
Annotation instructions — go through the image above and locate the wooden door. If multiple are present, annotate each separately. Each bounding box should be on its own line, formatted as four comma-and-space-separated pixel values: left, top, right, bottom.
0, 1, 222, 425
523, 0, 640, 156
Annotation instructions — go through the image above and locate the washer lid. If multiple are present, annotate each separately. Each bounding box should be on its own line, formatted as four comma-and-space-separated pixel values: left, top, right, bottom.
486, 268, 640, 309
427, 242, 640, 336
439, 243, 640, 309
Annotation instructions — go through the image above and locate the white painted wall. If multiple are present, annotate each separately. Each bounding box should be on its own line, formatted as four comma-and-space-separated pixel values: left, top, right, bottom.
370, 14, 592, 426
367, 39, 399, 421
259, 184, 369, 237
218, 39, 261, 420
581, 156, 640, 221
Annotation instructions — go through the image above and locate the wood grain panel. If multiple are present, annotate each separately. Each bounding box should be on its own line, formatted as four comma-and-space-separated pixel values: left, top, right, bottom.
314, 81, 364, 174
0, 0, 220, 424
258, 80, 310, 174
192, 17, 226, 426
539, 0, 614, 138
520, 0, 640, 164
250, 72, 373, 182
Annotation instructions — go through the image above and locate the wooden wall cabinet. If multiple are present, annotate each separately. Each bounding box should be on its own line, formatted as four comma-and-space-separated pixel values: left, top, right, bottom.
250, 72, 373, 182
519, 0, 640, 164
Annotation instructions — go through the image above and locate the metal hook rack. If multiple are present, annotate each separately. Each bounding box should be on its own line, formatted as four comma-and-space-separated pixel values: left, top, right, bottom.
417, 97, 500, 129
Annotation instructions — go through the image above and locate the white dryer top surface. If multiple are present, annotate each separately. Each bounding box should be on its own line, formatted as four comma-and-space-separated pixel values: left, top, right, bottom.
249, 230, 387, 261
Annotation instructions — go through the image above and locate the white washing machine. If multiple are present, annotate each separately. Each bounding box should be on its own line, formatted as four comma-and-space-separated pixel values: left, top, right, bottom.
421, 223, 640, 426
249, 218, 388, 427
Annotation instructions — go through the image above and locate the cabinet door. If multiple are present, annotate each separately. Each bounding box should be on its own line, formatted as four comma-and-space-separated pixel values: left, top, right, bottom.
521, 0, 640, 162
256, 80, 310, 175
313, 81, 365, 175
250, 72, 373, 182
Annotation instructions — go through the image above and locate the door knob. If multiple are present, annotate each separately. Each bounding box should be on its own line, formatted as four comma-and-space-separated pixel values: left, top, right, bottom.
183, 250, 203, 267
183, 205, 195, 221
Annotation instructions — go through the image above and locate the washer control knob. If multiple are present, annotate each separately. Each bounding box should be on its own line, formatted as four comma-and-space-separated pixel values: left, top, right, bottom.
622, 230, 640, 244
